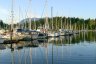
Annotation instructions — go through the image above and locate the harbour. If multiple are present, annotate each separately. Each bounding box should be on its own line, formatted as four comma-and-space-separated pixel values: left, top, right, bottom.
0, 0, 96, 64
0, 31, 96, 64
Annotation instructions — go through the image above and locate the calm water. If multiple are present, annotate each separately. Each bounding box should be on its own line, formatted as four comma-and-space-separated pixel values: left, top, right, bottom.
0, 31, 96, 64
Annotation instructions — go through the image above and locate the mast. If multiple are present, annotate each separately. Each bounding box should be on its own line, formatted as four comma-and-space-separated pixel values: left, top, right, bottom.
67, 19, 68, 29
84, 21, 85, 30
34, 14, 36, 30
70, 19, 71, 30
25, 10, 28, 30
11, 0, 14, 31
10, 0, 14, 40
29, 0, 32, 30
45, 0, 49, 32
64, 18, 66, 29
51, 7, 53, 30
56, 16, 57, 30
56, 12, 58, 30
18, 6, 21, 29
75, 23, 76, 30
61, 16, 63, 29
61, 10, 63, 29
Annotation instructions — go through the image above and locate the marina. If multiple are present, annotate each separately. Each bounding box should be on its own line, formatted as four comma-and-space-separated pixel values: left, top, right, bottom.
0, 0, 96, 64
0, 0, 81, 42
0, 32, 95, 64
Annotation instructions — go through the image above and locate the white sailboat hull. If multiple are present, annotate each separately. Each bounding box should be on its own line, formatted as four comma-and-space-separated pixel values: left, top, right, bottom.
32, 34, 47, 39
48, 32, 59, 37
23, 33, 47, 40
59, 32, 65, 36
2, 33, 24, 40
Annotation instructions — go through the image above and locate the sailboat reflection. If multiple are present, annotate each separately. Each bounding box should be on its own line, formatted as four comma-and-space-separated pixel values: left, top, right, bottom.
1, 32, 96, 64
9, 39, 48, 64
6, 39, 48, 50
0, 44, 6, 50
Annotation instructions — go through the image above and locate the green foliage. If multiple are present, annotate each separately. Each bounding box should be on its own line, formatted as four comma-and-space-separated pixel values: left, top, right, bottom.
21, 17, 96, 30
0, 20, 10, 30
1, 16, 96, 30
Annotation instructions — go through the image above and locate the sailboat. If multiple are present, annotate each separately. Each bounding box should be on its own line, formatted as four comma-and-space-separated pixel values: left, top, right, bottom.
59, 16, 66, 36
47, 7, 59, 37
2, 0, 24, 41
31, 16, 48, 39
68, 19, 73, 35
73, 23, 79, 34
48, 31, 59, 37
22, 0, 47, 40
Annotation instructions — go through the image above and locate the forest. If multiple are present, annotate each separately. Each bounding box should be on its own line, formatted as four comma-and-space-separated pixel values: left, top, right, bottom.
0, 17, 96, 30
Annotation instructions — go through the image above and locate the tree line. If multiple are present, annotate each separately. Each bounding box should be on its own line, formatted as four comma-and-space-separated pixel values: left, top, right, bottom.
0, 17, 96, 30
0, 20, 10, 30
18, 17, 96, 30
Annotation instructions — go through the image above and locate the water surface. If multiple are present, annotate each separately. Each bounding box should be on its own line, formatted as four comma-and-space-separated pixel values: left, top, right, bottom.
0, 31, 96, 64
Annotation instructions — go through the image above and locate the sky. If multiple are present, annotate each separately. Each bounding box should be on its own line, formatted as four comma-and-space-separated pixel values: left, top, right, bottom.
0, 0, 96, 24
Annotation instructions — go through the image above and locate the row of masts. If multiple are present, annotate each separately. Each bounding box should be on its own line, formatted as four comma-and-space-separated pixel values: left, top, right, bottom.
0, 0, 79, 42
10, 0, 77, 31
